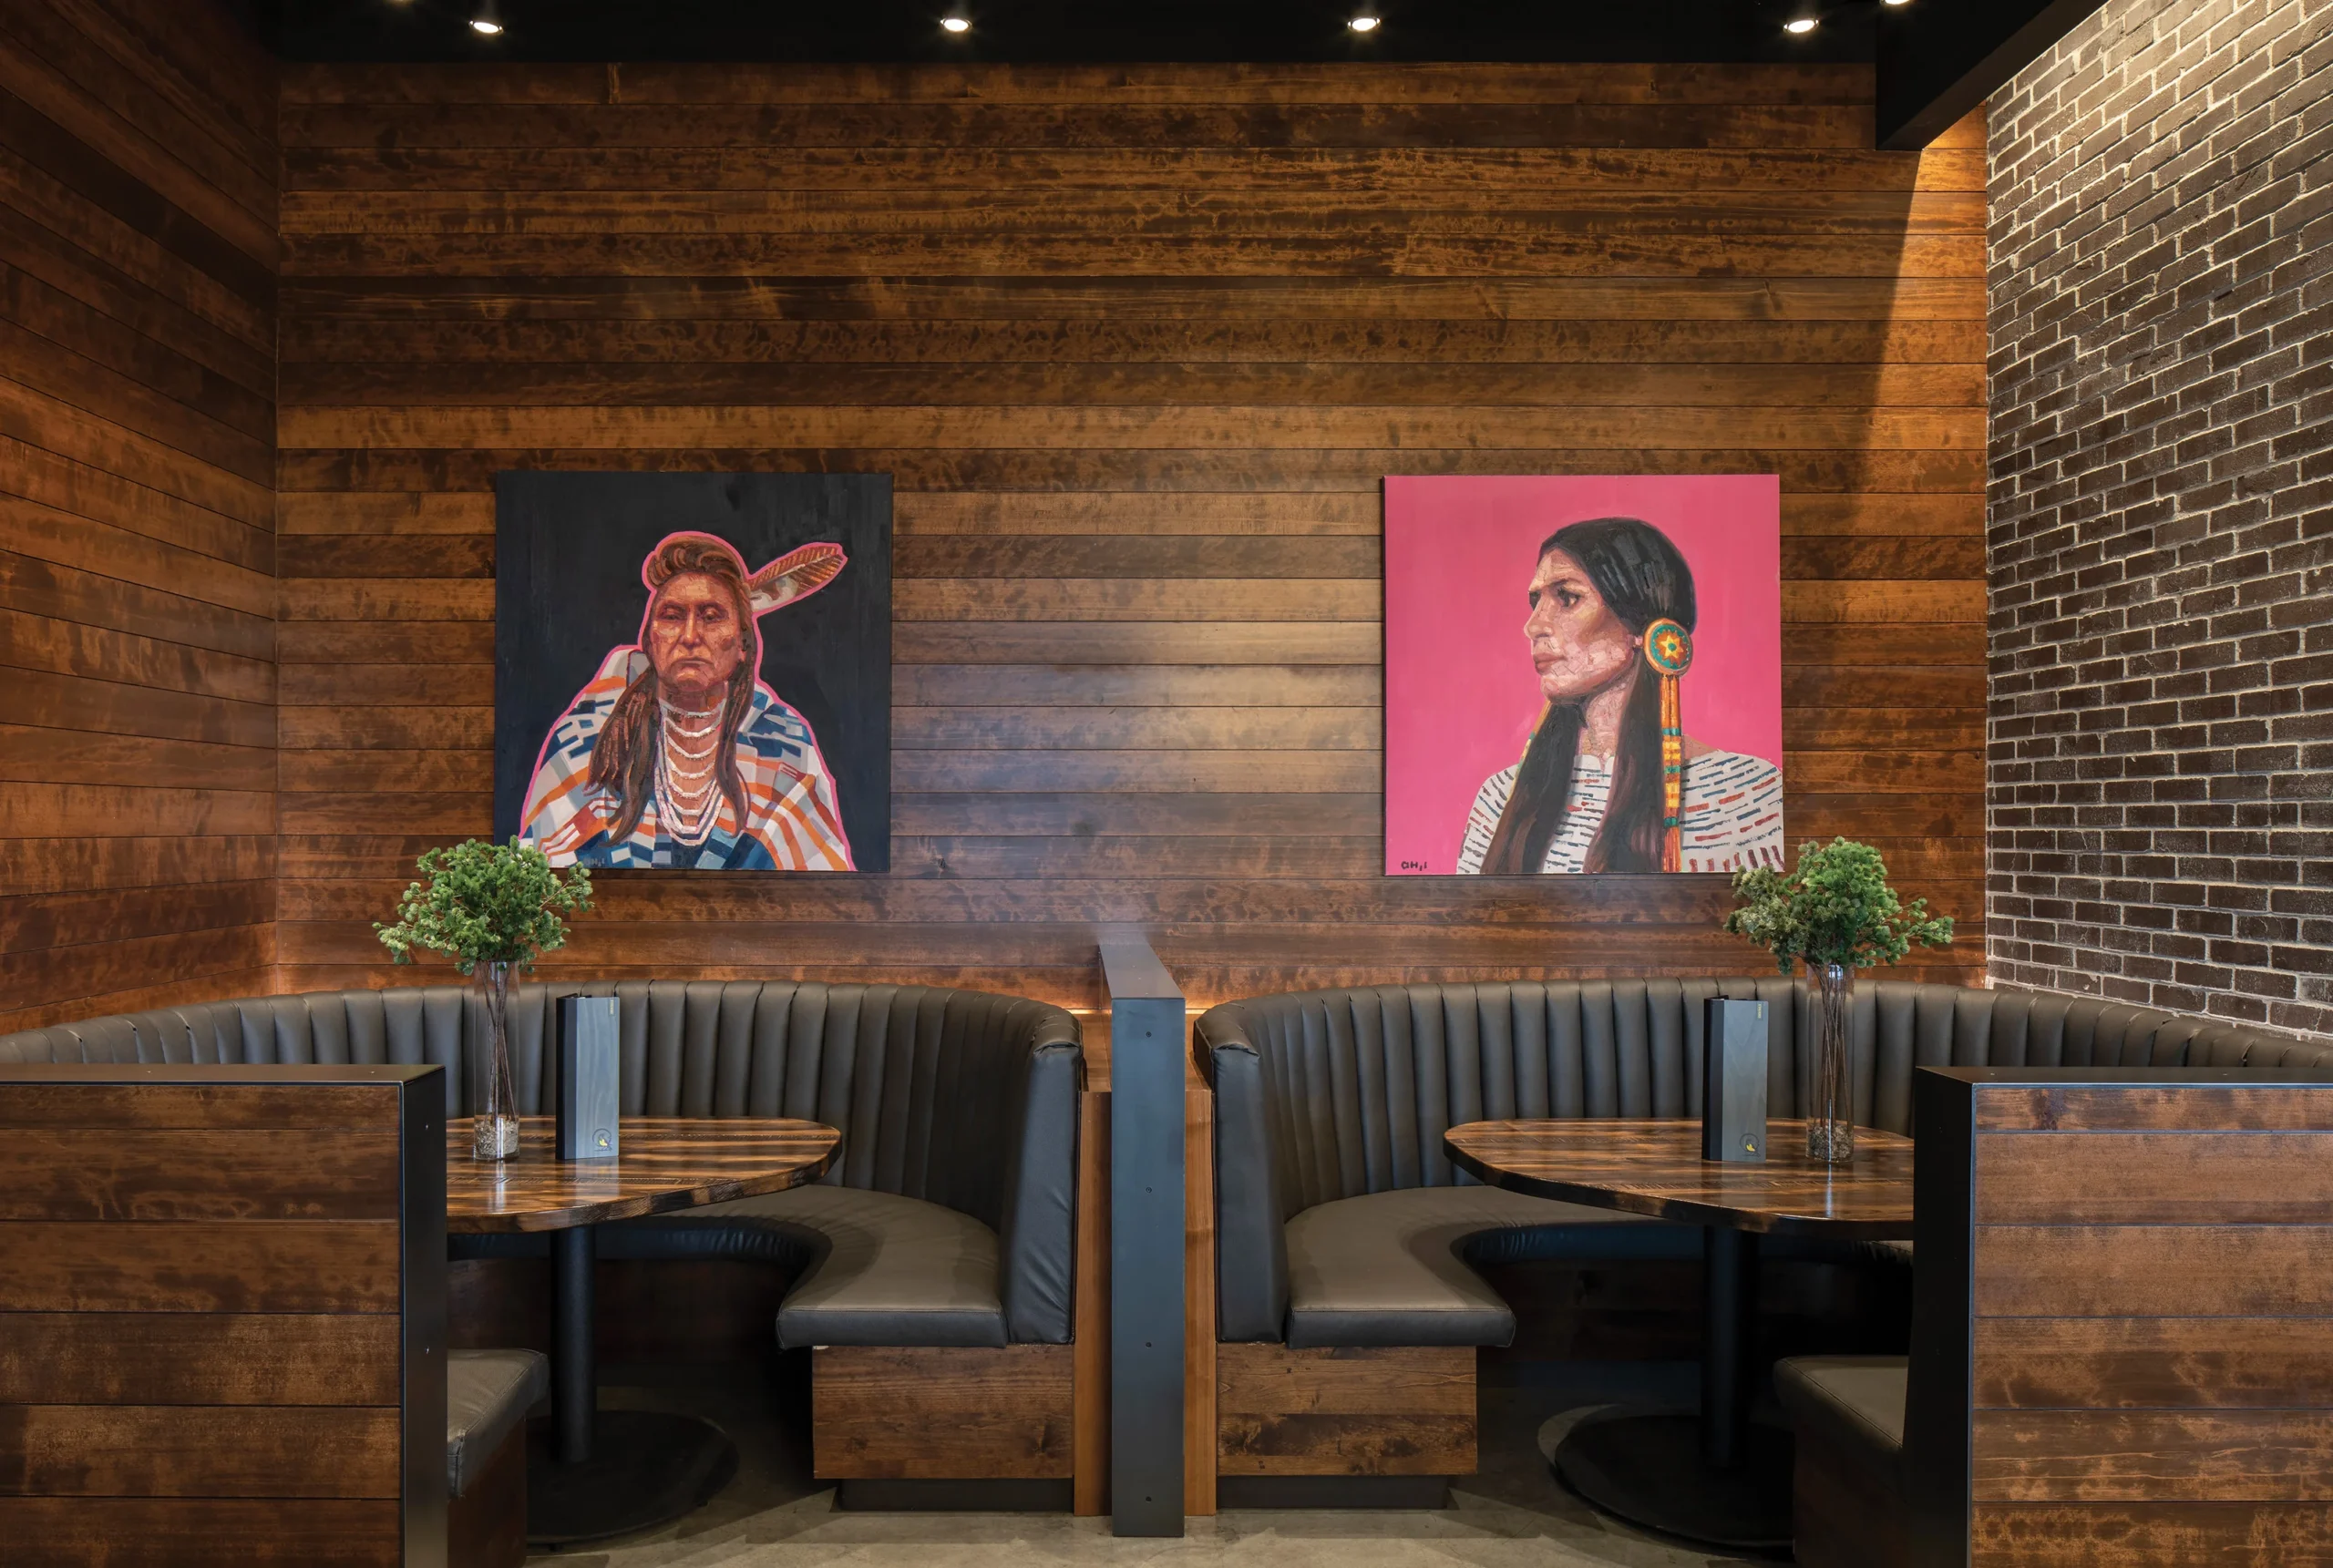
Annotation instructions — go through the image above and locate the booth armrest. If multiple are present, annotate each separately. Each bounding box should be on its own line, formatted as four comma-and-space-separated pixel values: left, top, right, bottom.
1201, 1007, 1290, 1343
996, 1006, 1084, 1345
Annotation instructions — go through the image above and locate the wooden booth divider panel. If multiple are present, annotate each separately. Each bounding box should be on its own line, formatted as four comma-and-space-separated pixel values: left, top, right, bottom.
0, 1067, 446, 1568
1906, 1079, 2333, 1568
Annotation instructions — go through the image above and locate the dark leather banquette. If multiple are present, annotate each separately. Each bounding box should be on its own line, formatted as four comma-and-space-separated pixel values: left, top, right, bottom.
1198, 978, 2318, 1348
0, 980, 1084, 1348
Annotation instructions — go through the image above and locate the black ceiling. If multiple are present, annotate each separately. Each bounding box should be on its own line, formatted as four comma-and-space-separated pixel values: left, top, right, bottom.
256, 0, 1883, 65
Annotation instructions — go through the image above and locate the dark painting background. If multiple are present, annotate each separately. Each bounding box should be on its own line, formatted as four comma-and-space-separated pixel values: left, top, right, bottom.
493, 472, 892, 871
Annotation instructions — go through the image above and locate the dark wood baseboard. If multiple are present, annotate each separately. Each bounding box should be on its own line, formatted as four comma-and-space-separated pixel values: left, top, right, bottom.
447, 1419, 528, 1568
1216, 1345, 1476, 1478
813, 1344, 1075, 1481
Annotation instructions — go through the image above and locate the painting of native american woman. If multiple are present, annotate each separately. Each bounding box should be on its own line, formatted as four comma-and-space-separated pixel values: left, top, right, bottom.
494, 473, 891, 872
1382, 475, 1783, 877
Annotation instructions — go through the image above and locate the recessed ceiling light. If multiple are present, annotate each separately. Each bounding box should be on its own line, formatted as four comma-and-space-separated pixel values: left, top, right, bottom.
941, 11, 971, 31
1783, 15, 1818, 33
469, 17, 502, 34
1883, 0, 1911, 5
1349, 14, 1382, 30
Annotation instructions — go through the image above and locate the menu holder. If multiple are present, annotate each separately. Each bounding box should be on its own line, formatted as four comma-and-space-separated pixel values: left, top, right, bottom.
556, 994, 621, 1162
1701, 997, 1769, 1163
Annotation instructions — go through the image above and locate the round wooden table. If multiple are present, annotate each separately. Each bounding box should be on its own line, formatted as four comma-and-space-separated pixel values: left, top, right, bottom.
1445, 1117, 1913, 1553
447, 1115, 838, 1545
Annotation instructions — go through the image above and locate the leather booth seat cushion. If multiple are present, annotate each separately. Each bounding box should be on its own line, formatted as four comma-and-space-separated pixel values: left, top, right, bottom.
453, 1188, 1012, 1348
1284, 1186, 1676, 1348
447, 1348, 548, 1497
1280, 1187, 1898, 1348
686, 1186, 1008, 1349
1776, 1354, 1907, 1487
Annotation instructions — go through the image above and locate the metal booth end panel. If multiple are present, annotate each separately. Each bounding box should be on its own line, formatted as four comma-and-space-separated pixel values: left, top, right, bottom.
1102, 941, 1187, 1537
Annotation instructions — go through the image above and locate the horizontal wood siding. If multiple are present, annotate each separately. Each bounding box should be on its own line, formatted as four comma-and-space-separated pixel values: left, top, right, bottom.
1967, 1084, 2333, 1564
1215, 1344, 1476, 1477
271, 61, 1985, 1007
0, 1499, 402, 1568
0, 0, 277, 1031
811, 1344, 1074, 1480
0, 1077, 414, 1567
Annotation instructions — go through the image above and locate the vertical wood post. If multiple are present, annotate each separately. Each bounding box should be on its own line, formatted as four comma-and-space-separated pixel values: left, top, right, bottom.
1072, 1088, 1112, 1516
1101, 941, 1184, 1536
1184, 1079, 1218, 1515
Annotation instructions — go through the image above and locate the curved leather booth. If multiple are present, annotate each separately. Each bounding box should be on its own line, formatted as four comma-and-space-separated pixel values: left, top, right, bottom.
1198, 977, 2309, 1348
0, 980, 1084, 1348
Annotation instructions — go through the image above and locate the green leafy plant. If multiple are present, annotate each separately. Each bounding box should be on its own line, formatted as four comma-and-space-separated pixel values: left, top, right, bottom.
375, 837, 593, 974
1722, 837, 1954, 975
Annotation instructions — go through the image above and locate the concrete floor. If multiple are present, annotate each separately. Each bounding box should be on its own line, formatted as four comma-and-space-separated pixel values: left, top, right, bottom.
526, 1361, 1766, 1568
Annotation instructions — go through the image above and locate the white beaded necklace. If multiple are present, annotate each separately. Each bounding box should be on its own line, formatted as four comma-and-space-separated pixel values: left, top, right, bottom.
654, 696, 727, 846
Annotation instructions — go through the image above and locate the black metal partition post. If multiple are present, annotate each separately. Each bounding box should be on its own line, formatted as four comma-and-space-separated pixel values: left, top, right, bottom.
1101, 940, 1185, 1537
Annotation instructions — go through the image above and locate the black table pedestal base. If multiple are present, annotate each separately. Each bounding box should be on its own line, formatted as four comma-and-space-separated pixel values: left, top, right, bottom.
1544, 1411, 1795, 1554
525, 1410, 738, 1546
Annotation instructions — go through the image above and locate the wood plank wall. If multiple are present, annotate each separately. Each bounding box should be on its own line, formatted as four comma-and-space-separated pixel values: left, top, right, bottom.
271, 62, 1989, 1010
1955, 1082, 2333, 1564
0, 1073, 434, 1567
0, 0, 277, 1032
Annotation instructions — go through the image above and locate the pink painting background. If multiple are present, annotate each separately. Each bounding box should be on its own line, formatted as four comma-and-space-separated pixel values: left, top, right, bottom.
1383, 475, 1783, 876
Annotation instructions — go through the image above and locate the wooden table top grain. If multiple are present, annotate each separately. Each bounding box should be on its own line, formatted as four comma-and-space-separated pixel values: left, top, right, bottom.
445, 1116, 839, 1234
1444, 1118, 1916, 1239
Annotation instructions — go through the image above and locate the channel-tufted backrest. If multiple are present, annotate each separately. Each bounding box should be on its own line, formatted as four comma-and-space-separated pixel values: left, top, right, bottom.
1197, 978, 2307, 1225
1199, 978, 2320, 1346
0, 980, 1083, 1243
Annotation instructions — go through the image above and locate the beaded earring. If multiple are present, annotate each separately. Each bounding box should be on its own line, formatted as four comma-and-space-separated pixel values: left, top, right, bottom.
1640, 618, 1694, 872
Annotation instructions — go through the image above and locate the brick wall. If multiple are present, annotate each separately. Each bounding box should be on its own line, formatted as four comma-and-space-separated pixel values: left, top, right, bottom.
1987, 0, 2333, 1037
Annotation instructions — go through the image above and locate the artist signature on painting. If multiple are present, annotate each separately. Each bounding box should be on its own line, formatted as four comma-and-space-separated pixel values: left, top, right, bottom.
1400, 860, 1429, 871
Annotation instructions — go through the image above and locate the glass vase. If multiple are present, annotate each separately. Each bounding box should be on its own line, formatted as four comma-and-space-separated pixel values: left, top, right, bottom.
472, 959, 520, 1162
1806, 961, 1855, 1164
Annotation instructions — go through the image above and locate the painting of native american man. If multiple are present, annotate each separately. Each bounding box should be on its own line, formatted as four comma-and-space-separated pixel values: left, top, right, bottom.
496, 472, 892, 874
